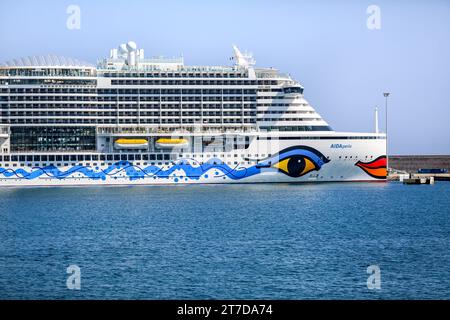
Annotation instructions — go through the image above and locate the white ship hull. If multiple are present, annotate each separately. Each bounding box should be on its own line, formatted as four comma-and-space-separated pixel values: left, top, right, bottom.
0, 137, 386, 187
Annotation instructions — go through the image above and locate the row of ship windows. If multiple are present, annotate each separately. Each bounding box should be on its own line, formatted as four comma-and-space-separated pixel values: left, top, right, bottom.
3, 79, 96, 86
1, 161, 270, 169
0, 96, 257, 102
1, 104, 257, 109
0, 68, 93, 77
3, 114, 257, 119
0, 80, 282, 86
1, 88, 262, 95
3, 122, 333, 130
2, 88, 95, 94
3, 113, 255, 117
1, 95, 257, 102
3, 108, 313, 114
102, 72, 249, 78
4, 106, 259, 112
109, 80, 275, 86
0, 152, 375, 163
99, 96, 257, 102
0, 108, 253, 120
0, 153, 251, 163
1, 153, 170, 162
2, 119, 257, 124
2, 96, 258, 102
0, 155, 377, 168
1, 102, 309, 109
99, 89, 258, 95
1, 89, 259, 95
3, 100, 305, 106
3, 97, 96, 102
2, 111, 257, 116
0, 69, 249, 78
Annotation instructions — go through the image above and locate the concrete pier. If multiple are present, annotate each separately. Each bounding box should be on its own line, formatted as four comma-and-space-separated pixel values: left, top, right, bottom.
403, 177, 435, 185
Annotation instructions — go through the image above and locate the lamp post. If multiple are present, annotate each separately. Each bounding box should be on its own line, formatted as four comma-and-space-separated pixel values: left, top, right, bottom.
383, 92, 390, 175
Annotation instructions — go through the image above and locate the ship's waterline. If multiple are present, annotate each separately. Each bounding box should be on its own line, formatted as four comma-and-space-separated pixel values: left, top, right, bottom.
0, 42, 386, 186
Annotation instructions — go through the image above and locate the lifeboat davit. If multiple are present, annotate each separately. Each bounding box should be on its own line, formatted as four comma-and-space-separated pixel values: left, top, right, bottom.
114, 138, 148, 149
155, 138, 189, 149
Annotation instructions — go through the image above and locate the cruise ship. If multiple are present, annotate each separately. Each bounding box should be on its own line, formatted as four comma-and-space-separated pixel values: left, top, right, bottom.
0, 42, 386, 186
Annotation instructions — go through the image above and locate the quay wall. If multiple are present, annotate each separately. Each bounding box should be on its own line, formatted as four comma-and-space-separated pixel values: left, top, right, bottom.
389, 155, 450, 173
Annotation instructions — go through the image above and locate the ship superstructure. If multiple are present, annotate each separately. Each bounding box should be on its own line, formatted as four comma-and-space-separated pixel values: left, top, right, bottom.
0, 42, 386, 186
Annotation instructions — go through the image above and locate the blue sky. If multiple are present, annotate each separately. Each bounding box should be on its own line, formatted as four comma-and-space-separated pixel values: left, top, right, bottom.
0, 0, 449, 154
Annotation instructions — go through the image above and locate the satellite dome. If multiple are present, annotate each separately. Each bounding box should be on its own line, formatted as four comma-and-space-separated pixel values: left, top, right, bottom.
118, 43, 128, 55
126, 41, 137, 51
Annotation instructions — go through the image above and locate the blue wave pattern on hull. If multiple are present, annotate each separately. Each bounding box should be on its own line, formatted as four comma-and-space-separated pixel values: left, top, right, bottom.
0, 161, 259, 181
0, 146, 329, 182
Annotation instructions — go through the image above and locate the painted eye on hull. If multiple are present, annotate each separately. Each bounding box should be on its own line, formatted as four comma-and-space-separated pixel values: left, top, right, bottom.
273, 155, 318, 178
253, 146, 330, 178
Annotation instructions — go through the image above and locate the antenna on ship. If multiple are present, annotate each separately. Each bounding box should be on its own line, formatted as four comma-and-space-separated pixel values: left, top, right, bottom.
383, 92, 391, 174
232, 45, 255, 67
374, 106, 379, 134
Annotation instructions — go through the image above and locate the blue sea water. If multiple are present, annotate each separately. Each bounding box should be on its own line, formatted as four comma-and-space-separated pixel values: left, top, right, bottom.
0, 182, 449, 300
